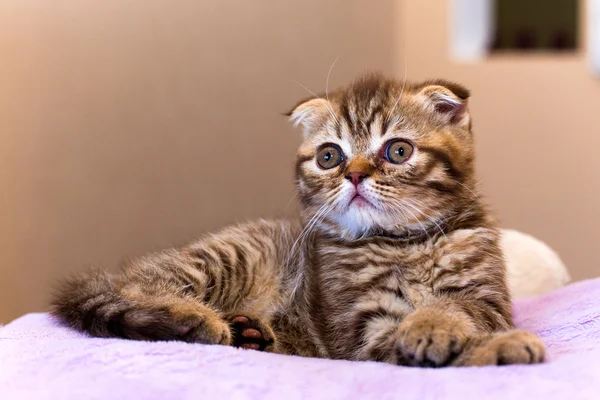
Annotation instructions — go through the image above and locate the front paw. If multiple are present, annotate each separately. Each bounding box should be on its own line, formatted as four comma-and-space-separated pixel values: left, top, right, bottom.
394, 309, 474, 367
461, 330, 545, 366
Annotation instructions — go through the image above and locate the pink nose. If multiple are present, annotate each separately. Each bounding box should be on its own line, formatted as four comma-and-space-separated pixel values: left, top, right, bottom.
345, 171, 369, 187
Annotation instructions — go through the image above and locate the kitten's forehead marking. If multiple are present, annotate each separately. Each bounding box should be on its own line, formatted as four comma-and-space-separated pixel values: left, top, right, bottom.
305, 79, 428, 161
337, 105, 378, 156
367, 114, 416, 155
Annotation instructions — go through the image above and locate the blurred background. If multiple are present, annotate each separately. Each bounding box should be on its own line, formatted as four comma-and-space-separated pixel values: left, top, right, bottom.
1, 0, 599, 323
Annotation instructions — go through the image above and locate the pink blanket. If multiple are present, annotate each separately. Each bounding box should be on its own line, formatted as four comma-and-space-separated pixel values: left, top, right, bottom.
2, 278, 600, 400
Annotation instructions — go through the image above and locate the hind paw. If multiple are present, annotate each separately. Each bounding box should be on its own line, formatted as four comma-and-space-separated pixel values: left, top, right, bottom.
228, 315, 276, 352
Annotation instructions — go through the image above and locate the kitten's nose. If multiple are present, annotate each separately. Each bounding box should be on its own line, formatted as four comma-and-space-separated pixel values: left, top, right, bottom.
344, 157, 375, 187
345, 171, 369, 187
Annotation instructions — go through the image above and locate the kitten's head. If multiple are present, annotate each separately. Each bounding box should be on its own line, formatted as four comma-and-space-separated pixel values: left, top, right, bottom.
288, 73, 477, 239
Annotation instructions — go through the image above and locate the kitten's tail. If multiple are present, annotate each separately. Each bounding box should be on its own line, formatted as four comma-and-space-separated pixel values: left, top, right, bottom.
50, 269, 131, 338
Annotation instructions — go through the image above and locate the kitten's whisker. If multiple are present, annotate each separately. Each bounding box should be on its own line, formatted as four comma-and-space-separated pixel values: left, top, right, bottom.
286, 203, 327, 267
304, 205, 330, 238
287, 197, 336, 268
387, 206, 410, 229
384, 196, 445, 240
388, 199, 430, 241
288, 202, 333, 298
298, 203, 328, 238
385, 57, 408, 124
445, 177, 481, 200
325, 56, 340, 103
372, 182, 467, 238
407, 198, 443, 218
401, 199, 447, 240
284, 191, 299, 211
404, 197, 447, 223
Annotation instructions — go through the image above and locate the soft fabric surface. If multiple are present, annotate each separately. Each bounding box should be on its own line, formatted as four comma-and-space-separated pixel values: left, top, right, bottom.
2, 279, 600, 400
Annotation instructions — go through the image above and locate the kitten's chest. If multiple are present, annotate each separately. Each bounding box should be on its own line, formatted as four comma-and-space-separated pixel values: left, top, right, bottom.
314, 230, 490, 295
317, 239, 433, 274
314, 240, 434, 301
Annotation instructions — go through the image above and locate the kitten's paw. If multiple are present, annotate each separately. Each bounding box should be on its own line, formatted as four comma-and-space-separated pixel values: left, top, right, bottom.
122, 304, 231, 345
394, 309, 473, 367
461, 330, 545, 366
228, 314, 276, 352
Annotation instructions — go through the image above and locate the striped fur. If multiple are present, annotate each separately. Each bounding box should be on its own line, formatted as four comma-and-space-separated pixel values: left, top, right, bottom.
51, 73, 544, 367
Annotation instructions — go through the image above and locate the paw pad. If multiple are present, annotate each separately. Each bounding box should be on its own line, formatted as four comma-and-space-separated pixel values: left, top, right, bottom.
230, 315, 275, 351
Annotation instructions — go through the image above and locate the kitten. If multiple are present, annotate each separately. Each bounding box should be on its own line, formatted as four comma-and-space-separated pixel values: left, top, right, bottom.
51, 73, 545, 367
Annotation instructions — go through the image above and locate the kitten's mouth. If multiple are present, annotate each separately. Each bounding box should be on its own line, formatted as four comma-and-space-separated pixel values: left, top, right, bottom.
350, 193, 374, 208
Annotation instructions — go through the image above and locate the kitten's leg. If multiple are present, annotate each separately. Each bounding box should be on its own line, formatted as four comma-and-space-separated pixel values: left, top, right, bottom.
52, 268, 231, 344
338, 282, 542, 366
391, 230, 545, 367
51, 220, 296, 348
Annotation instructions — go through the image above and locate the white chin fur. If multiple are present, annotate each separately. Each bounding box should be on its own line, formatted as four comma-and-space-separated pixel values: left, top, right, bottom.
331, 203, 405, 238
333, 206, 379, 237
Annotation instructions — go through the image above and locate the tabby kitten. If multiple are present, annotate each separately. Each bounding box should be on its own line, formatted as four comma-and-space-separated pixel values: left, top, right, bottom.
52, 73, 545, 367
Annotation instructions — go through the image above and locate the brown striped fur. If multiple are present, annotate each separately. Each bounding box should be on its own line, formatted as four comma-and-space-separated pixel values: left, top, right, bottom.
51, 73, 544, 367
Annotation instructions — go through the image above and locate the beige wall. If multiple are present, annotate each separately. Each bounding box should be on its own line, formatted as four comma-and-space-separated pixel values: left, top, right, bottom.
0, 0, 397, 322
400, 1, 600, 282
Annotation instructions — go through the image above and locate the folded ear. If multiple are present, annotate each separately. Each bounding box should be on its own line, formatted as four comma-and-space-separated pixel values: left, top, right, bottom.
416, 80, 471, 127
285, 97, 333, 135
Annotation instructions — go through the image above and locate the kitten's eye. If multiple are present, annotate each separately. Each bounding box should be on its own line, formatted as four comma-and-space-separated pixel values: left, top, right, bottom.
384, 140, 414, 164
316, 144, 344, 169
